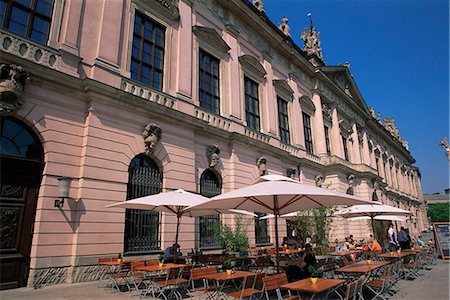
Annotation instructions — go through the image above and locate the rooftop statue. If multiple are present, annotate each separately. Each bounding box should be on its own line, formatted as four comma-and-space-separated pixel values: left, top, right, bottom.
278, 16, 291, 37
301, 26, 323, 61
383, 117, 400, 139
438, 137, 450, 165
252, 0, 265, 13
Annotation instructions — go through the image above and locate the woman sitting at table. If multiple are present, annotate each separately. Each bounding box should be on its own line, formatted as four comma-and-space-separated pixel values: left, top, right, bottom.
369, 235, 382, 253
163, 243, 184, 263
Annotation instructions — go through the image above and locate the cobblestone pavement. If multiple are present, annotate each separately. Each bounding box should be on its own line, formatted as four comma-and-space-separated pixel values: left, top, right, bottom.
1, 260, 448, 300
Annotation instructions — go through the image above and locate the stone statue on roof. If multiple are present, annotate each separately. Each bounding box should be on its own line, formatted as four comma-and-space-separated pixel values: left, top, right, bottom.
252, 0, 265, 13
301, 13, 323, 62
383, 117, 400, 139
438, 137, 450, 165
278, 16, 291, 37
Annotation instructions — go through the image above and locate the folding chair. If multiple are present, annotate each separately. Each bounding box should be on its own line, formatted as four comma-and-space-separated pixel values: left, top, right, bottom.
187, 266, 218, 296
366, 263, 394, 300
343, 276, 364, 300
109, 261, 132, 294
227, 272, 265, 300
262, 273, 299, 300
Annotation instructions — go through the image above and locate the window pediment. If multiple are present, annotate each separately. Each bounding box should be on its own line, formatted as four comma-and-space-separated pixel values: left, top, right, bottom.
134, 0, 180, 21
239, 55, 266, 83
273, 79, 293, 101
193, 26, 230, 59
299, 95, 316, 115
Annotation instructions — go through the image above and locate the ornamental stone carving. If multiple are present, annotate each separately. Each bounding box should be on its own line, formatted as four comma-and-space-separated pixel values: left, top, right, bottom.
206, 145, 220, 168
438, 137, 450, 165
301, 15, 324, 64
278, 16, 291, 37
0, 64, 30, 116
287, 167, 296, 179
346, 174, 355, 195
252, 0, 265, 13
142, 124, 162, 155
315, 175, 324, 187
322, 103, 332, 121
256, 157, 267, 176
382, 116, 409, 150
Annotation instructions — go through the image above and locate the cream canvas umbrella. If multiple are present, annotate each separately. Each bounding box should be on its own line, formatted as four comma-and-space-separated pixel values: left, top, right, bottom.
334, 204, 411, 239
186, 174, 372, 272
348, 215, 408, 222
106, 189, 255, 244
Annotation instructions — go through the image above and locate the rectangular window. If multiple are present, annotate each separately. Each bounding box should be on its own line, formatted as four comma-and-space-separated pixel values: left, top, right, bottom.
375, 156, 380, 175
277, 97, 290, 144
244, 76, 260, 131
342, 135, 349, 161
1, 0, 54, 44
131, 12, 165, 91
255, 213, 270, 245
303, 112, 313, 154
199, 49, 220, 114
324, 126, 331, 155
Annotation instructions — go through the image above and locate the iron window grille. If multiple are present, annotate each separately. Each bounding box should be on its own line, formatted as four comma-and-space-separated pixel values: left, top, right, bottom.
199, 169, 221, 249
124, 155, 162, 254
254, 213, 270, 245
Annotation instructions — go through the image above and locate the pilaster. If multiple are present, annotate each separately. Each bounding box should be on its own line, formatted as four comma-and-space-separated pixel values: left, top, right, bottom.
311, 92, 327, 155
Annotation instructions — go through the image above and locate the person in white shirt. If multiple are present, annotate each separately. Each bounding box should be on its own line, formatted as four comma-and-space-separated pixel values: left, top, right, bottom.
388, 224, 398, 249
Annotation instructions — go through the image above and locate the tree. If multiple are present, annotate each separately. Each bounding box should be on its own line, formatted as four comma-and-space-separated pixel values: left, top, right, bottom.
427, 203, 450, 222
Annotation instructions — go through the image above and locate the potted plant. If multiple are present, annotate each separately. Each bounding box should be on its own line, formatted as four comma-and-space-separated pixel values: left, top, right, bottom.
214, 216, 250, 256
223, 259, 233, 275
158, 254, 164, 267
117, 253, 123, 264
308, 265, 318, 284
366, 253, 372, 265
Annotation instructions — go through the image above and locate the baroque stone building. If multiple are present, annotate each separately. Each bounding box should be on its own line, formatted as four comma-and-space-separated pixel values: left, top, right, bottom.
0, 0, 427, 289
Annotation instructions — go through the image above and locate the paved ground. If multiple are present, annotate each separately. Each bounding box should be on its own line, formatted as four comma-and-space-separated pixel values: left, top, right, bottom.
1, 260, 448, 300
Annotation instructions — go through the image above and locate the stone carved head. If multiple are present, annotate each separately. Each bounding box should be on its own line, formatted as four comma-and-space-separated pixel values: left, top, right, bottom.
315, 175, 324, 187
346, 174, 355, 195
142, 124, 162, 155
256, 157, 267, 176
287, 167, 296, 179
0, 64, 30, 116
206, 145, 220, 168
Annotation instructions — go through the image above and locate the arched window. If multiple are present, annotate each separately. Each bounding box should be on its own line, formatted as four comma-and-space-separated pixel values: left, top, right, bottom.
199, 169, 221, 248
124, 154, 162, 254
0, 117, 43, 161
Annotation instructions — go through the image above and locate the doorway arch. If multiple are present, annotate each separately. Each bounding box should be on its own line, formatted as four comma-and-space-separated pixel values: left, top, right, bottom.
0, 117, 44, 289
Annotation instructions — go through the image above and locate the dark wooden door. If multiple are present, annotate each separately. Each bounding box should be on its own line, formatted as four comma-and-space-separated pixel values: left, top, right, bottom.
0, 157, 42, 290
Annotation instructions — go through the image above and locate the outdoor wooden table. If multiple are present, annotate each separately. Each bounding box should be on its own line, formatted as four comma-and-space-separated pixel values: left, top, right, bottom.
279, 249, 303, 255
337, 260, 390, 274
377, 252, 413, 259
281, 278, 346, 300
200, 270, 256, 299
404, 247, 429, 252
134, 263, 188, 272
328, 250, 362, 256
97, 260, 123, 266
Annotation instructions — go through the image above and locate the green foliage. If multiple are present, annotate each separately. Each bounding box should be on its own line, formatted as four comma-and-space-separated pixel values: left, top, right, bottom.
222, 259, 232, 270
308, 265, 318, 277
213, 215, 250, 253
290, 207, 335, 254
428, 203, 450, 222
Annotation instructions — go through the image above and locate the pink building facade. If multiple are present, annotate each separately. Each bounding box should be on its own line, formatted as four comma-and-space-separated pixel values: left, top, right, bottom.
0, 0, 427, 289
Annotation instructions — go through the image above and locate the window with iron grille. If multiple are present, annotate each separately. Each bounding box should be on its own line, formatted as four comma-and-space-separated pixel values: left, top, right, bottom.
277, 97, 290, 144
0, 0, 54, 44
244, 76, 260, 131
303, 112, 313, 154
254, 213, 270, 245
199, 49, 220, 114
324, 126, 331, 155
286, 220, 295, 238
199, 169, 221, 249
130, 12, 165, 91
342, 135, 349, 161
124, 154, 162, 254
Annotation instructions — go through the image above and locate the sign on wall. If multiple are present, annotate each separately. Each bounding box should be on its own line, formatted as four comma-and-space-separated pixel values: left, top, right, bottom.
433, 222, 450, 259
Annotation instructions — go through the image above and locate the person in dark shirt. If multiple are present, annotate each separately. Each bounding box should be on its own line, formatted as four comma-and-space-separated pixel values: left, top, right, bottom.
163, 243, 183, 263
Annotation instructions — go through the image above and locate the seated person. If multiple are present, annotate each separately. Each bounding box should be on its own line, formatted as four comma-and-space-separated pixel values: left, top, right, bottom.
369, 235, 382, 252
286, 236, 300, 249
345, 236, 356, 249
417, 236, 426, 247
163, 243, 183, 263
335, 242, 348, 252
297, 243, 317, 279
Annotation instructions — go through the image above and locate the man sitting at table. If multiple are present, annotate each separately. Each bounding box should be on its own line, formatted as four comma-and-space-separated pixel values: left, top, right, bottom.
369, 235, 382, 252
163, 243, 184, 263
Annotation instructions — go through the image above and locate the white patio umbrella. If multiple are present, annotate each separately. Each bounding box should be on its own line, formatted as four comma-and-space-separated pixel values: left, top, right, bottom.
186, 174, 372, 272
348, 215, 408, 222
106, 189, 255, 244
334, 204, 411, 239
259, 212, 299, 220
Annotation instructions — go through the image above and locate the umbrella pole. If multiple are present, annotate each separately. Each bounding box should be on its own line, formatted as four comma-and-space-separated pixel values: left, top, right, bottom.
274, 196, 280, 273
174, 214, 181, 264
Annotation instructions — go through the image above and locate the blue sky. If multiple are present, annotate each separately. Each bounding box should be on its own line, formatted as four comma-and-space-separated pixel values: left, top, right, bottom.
262, 0, 449, 194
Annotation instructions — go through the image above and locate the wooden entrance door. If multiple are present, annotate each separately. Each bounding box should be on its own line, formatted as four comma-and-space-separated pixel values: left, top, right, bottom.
0, 157, 42, 289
